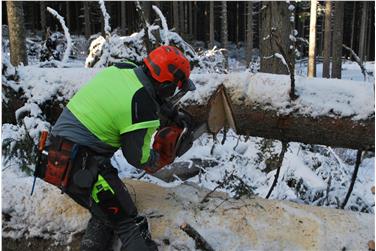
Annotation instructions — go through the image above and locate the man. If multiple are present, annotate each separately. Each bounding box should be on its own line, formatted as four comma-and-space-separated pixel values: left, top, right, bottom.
45, 46, 195, 250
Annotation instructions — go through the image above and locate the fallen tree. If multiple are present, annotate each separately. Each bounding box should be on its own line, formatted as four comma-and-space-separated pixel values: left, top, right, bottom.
184, 103, 374, 150
2, 179, 374, 250
2, 69, 374, 151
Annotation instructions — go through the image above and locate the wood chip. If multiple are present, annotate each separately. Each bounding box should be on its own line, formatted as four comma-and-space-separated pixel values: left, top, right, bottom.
368, 240, 375, 250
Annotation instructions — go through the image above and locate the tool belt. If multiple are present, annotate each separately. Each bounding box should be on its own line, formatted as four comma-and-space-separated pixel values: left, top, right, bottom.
36, 135, 79, 191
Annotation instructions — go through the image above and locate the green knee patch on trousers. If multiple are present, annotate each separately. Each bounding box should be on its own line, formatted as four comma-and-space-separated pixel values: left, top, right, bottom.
91, 175, 115, 203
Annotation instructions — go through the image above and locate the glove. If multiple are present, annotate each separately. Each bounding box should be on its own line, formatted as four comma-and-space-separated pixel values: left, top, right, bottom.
143, 126, 183, 174
173, 110, 192, 128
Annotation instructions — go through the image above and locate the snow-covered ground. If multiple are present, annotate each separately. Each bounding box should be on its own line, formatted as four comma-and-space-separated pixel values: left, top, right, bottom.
2, 37, 375, 247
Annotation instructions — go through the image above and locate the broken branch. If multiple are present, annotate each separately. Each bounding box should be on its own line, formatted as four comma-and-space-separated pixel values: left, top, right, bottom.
180, 223, 215, 251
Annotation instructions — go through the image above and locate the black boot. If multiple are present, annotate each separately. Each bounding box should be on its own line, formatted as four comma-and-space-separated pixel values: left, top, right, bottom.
80, 216, 114, 251
117, 216, 158, 251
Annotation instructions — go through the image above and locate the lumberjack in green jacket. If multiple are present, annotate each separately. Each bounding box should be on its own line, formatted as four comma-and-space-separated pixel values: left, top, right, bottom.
47, 46, 195, 251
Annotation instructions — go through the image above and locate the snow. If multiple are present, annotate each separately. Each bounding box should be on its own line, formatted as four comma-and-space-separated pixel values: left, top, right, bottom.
152, 5, 169, 45
2, 29, 374, 248
99, 0, 111, 36
185, 72, 374, 120
46, 7, 72, 64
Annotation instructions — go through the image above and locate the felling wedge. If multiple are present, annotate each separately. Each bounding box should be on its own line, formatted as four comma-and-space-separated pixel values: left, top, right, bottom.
176, 85, 237, 157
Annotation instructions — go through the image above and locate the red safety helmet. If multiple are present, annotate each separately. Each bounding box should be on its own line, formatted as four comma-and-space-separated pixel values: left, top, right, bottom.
144, 46, 195, 92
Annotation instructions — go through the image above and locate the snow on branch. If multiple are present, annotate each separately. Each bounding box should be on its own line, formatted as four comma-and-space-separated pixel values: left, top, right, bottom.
152, 5, 169, 45
46, 7, 72, 64
342, 44, 368, 82
99, 0, 111, 36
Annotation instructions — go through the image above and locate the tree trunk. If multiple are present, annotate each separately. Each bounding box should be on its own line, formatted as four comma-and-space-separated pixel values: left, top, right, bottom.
121, 2, 126, 35
184, 103, 374, 151
245, 1, 253, 64
220, 1, 229, 69
322, 1, 332, 78
209, 1, 215, 48
40, 1, 46, 37
66, 2, 71, 32
350, 2, 356, 51
7, 1, 28, 66
188, 2, 193, 37
308, 0, 317, 77
173, 1, 179, 33
179, 1, 185, 35
260, 2, 293, 74
331, 2, 344, 79
83, 2, 91, 39
358, 2, 367, 63
142, 1, 151, 24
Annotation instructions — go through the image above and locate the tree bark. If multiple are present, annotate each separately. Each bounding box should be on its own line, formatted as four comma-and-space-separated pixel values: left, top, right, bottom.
83, 2, 91, 39
179, 1, 185, 35
209, 1, 215, 48
350, 2, 356, 51
7, 1, 28, 66
184, 102, 374, 151
40, 1, 46, 35
220, 1, 229, 69
121, 1, 126, 35
173, 1, 179, 33
358, 2, 367, 63
245, 1, 254, 64
260, 2, 293, 75
308, 0, 317, 77
322, 1, 332, 78
331, 2, 344, 79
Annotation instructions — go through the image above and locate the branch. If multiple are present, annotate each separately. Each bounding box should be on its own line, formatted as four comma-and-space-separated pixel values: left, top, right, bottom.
271, 32, 298, 100
46, 7, 72, 64
265, 141, 288, 199
135, 1, 152, 53
98, 0, 111, 36
152, 5, 169, 45
180, 223, 215, 251
342, 44, 368, 81
340, 149, 363, 209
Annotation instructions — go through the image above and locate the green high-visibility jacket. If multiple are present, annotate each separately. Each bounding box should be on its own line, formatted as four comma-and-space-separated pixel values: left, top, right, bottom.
67, 66, 160, 151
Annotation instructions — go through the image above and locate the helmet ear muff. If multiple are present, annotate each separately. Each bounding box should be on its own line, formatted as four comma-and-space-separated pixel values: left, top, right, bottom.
156, 82, 177, 99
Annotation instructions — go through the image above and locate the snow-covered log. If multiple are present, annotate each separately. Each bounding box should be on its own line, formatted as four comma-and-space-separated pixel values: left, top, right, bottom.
2, 68, 374, 150
2, 179, 374, 250
183, 73, 374, 150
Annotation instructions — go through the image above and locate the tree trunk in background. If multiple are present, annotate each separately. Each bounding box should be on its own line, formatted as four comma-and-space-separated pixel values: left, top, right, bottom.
188, 2, 193, 37
221, 1, 228, 49
7, 1, 28, 66
331, 2, 344, 79
322, 1, 332, 78
40, 1, 46, 38
245, 1, 253, 64
142, 1, 151, 24
179, 1, 185, 35
65, 2, 72, 31
83, 2, 91, 39
209, 1, 215, 48
308, 0, 317, 77
260, 2, 292, 74
173, 1, 179, 33
236, 2, 239, 44
350, 2, 356, 51
358, 2, 367, 63
220, 1, 229, 69
121, 2, 126, 35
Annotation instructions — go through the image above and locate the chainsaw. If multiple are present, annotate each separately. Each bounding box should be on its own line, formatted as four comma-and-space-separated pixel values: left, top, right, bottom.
138, 85, 236, 179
